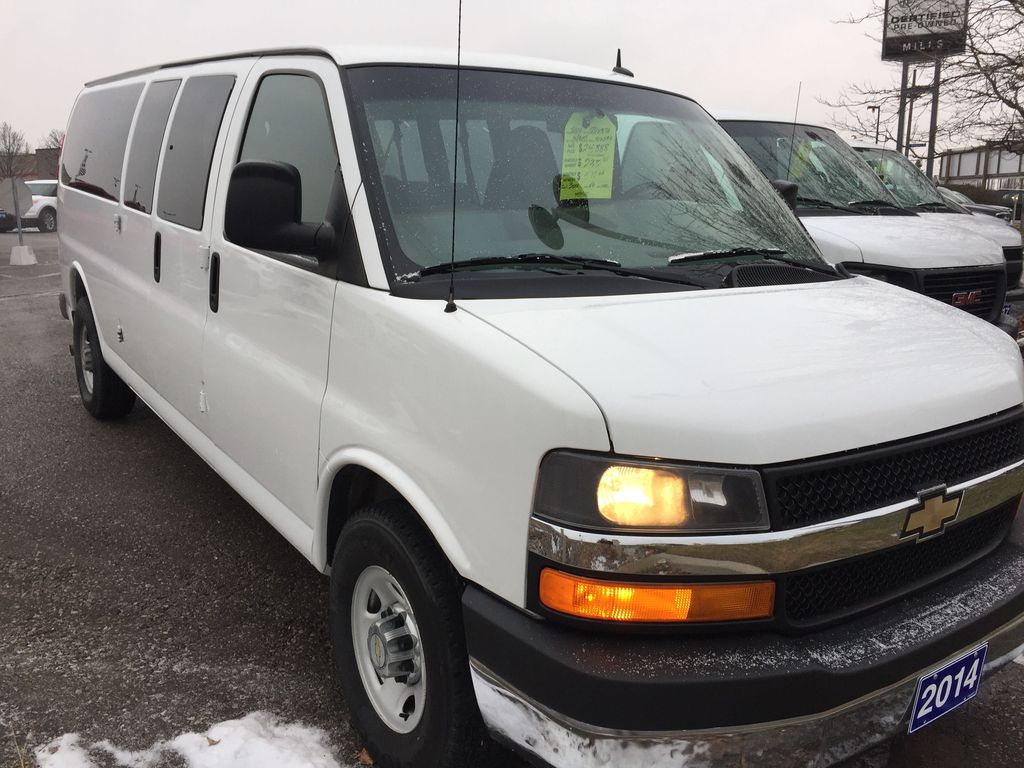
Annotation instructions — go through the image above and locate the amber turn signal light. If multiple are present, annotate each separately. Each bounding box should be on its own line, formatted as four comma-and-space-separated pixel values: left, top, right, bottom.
539, 568, 775, 623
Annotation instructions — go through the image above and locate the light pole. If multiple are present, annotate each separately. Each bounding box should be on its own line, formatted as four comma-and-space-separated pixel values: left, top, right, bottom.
867, 105, 881, 144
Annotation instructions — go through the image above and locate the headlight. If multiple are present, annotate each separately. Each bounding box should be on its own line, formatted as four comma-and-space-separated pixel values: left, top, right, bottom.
534, 451, 769, 533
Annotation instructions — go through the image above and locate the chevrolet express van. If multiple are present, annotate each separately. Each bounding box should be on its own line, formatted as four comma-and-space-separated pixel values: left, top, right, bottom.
852, 142, 1024, 288
59, 48, 1024, 768
720, 119, 1013, 326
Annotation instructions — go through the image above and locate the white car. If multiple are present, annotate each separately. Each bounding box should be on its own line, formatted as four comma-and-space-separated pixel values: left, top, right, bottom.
852, 144, 1023, 288
59, 47, 1024, 768
24, 179, 58, 232
719, 119, 1013, 328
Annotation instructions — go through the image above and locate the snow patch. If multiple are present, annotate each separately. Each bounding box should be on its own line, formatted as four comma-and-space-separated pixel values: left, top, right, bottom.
35, 712, 348, 768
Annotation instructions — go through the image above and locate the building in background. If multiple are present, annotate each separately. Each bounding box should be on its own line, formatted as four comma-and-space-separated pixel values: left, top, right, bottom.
938, 145, 1024, 191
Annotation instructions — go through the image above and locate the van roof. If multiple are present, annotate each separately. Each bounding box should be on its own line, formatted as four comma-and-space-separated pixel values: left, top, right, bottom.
85, 45, 646, 90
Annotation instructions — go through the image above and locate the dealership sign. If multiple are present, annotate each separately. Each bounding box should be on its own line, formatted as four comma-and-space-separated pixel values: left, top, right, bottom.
882, 0, 969, 60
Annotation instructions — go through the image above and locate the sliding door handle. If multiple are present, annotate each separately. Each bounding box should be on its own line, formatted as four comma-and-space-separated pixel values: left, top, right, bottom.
153, 232, 162, 282
209, 252, 220, 312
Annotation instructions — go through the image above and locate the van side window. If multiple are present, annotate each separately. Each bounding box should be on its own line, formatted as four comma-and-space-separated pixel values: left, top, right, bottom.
238, 74, 339, 224
60, 83, 144, 202
123, 79, 181, 214
158, 75, 235, 230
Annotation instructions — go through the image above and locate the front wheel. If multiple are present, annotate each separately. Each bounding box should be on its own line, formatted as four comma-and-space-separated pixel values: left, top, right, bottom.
72, 298, 136, 419
329, 503, 491, 768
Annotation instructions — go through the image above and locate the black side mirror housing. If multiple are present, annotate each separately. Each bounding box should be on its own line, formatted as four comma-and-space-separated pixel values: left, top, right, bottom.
771, 179, 799, 212
225, 160, 332, 258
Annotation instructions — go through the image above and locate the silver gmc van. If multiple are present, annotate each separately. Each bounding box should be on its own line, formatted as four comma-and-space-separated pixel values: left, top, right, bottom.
59, 47, 1024, 768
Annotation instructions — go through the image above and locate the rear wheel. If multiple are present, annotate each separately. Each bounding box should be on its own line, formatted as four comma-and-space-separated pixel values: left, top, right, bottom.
73, 298, 136, 419
38, 208, 57, 232
329, 503, 492, 768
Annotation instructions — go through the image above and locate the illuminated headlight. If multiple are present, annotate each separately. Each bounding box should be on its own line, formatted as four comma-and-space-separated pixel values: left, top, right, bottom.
534, 451, 769, 533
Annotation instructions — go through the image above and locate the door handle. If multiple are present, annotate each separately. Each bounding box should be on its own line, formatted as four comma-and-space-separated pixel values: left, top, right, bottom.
209, 252, 220, 312
153, 232, 162, 282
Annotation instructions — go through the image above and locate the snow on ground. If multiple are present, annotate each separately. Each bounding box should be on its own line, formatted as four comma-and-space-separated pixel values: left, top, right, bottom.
34, 712, 350, 768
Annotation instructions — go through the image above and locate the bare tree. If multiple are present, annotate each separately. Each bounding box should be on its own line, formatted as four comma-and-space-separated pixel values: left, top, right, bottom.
39, 128, 65, 150
0, 122, 31, 245
822, 1, 1024, 150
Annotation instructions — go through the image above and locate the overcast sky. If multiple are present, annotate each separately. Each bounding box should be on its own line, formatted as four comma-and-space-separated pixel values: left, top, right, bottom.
3, 0, 898, 148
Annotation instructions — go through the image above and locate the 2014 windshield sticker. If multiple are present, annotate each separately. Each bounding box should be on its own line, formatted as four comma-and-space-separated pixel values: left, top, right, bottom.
560, 112, 616, 201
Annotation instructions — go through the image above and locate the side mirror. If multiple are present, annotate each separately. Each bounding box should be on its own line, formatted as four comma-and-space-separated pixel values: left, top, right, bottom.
771, 179, 799, 212
225, 160, 333, 258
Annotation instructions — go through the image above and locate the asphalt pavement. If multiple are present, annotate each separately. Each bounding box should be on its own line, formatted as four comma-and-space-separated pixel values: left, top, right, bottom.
1, 230, 1023, 768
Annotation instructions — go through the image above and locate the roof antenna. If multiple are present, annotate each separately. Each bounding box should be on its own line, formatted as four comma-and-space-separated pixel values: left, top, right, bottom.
785, 81, 802, 181
612, 48, 634, 77
444, 0, 465, 314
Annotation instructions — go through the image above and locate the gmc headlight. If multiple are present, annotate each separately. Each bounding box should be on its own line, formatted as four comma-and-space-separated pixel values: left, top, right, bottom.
534, 451, 769, 534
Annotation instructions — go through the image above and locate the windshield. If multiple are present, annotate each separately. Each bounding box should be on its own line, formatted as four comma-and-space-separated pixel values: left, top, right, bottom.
721, 121, 901, 212
854, 147, 946, 208
345, 67, 823, 296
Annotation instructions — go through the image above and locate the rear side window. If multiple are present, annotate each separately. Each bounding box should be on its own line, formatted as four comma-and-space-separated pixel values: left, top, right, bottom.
28, 182, 57, 196
123, 79, 181, 214
158, 75, 235, 230
61, 83, 144, 202
238, 74, 338, 223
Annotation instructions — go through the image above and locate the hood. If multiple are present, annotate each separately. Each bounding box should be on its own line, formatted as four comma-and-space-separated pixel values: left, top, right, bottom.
465, 277, 1023, 465
919, 211, 1023, 250
802, 215, 1005, 268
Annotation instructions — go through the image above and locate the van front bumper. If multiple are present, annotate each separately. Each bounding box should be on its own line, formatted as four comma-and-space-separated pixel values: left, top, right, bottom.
464, 542, 1024, 768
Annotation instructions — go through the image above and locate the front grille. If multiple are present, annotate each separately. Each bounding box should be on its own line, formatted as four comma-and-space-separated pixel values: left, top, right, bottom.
1005, 246, 1023, 288
764, 409, 1024, 530
921, 266, 1004, 319
783, 498, 1018, 626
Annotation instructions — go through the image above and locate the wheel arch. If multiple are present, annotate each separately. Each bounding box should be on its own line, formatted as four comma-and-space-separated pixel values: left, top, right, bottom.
315, 448, 471, 577
68, 263, 110, 349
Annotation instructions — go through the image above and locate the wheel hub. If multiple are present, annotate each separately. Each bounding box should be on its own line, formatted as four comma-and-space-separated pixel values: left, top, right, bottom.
366, 606, 421, 683
351, 565, 427, 733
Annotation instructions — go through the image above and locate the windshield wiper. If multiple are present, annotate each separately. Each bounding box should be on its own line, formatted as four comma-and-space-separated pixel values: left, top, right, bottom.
795, 196, 861, 213
669, 247, 841, 277
764, 253, 844, 277
908, 202, 952, 212
413, 253, 703, 286
847, 198, 905, 210
668, 246, 786, 264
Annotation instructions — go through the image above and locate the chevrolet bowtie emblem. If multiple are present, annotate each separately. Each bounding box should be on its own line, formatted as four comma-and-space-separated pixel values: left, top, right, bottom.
902, 486, 962, 540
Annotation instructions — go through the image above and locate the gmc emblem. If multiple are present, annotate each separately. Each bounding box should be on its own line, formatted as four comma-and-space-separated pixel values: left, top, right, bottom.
952, 290, 982, 307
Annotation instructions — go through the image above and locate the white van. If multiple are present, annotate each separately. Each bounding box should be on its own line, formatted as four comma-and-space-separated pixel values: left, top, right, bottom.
60, 48, 1024, 768
719, 119, 1013, 327
852, 142, 1024, 288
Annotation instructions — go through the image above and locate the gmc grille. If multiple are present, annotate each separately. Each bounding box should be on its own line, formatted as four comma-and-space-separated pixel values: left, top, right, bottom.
920, 266, 1005, 320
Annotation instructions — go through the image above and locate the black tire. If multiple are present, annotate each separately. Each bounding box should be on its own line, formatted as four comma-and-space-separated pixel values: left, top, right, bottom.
72, 297, 136, 419
38, 208, 57, 233
330, 503, 492, 768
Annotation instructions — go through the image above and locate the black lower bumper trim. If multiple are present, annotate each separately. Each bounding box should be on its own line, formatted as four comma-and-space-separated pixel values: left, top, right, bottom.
464, 543, 1024, 732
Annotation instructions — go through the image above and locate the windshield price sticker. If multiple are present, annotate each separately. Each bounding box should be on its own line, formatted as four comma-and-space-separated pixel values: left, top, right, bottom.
908, 644, 987, 734
560, 112, 617, 201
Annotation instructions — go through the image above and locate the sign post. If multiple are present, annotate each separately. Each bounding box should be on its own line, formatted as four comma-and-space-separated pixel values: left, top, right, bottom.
882, 1, 968, 175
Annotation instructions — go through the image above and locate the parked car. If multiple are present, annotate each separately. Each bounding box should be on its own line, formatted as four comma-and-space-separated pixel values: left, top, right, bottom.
720, 118, 1011, 327
23, 179, 58, 232
0, 208, 16, 233
852, 144, 1023, 288
938, 186, 1013, 221
60, 48, 1024, 768
998, 189, 1024, 220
